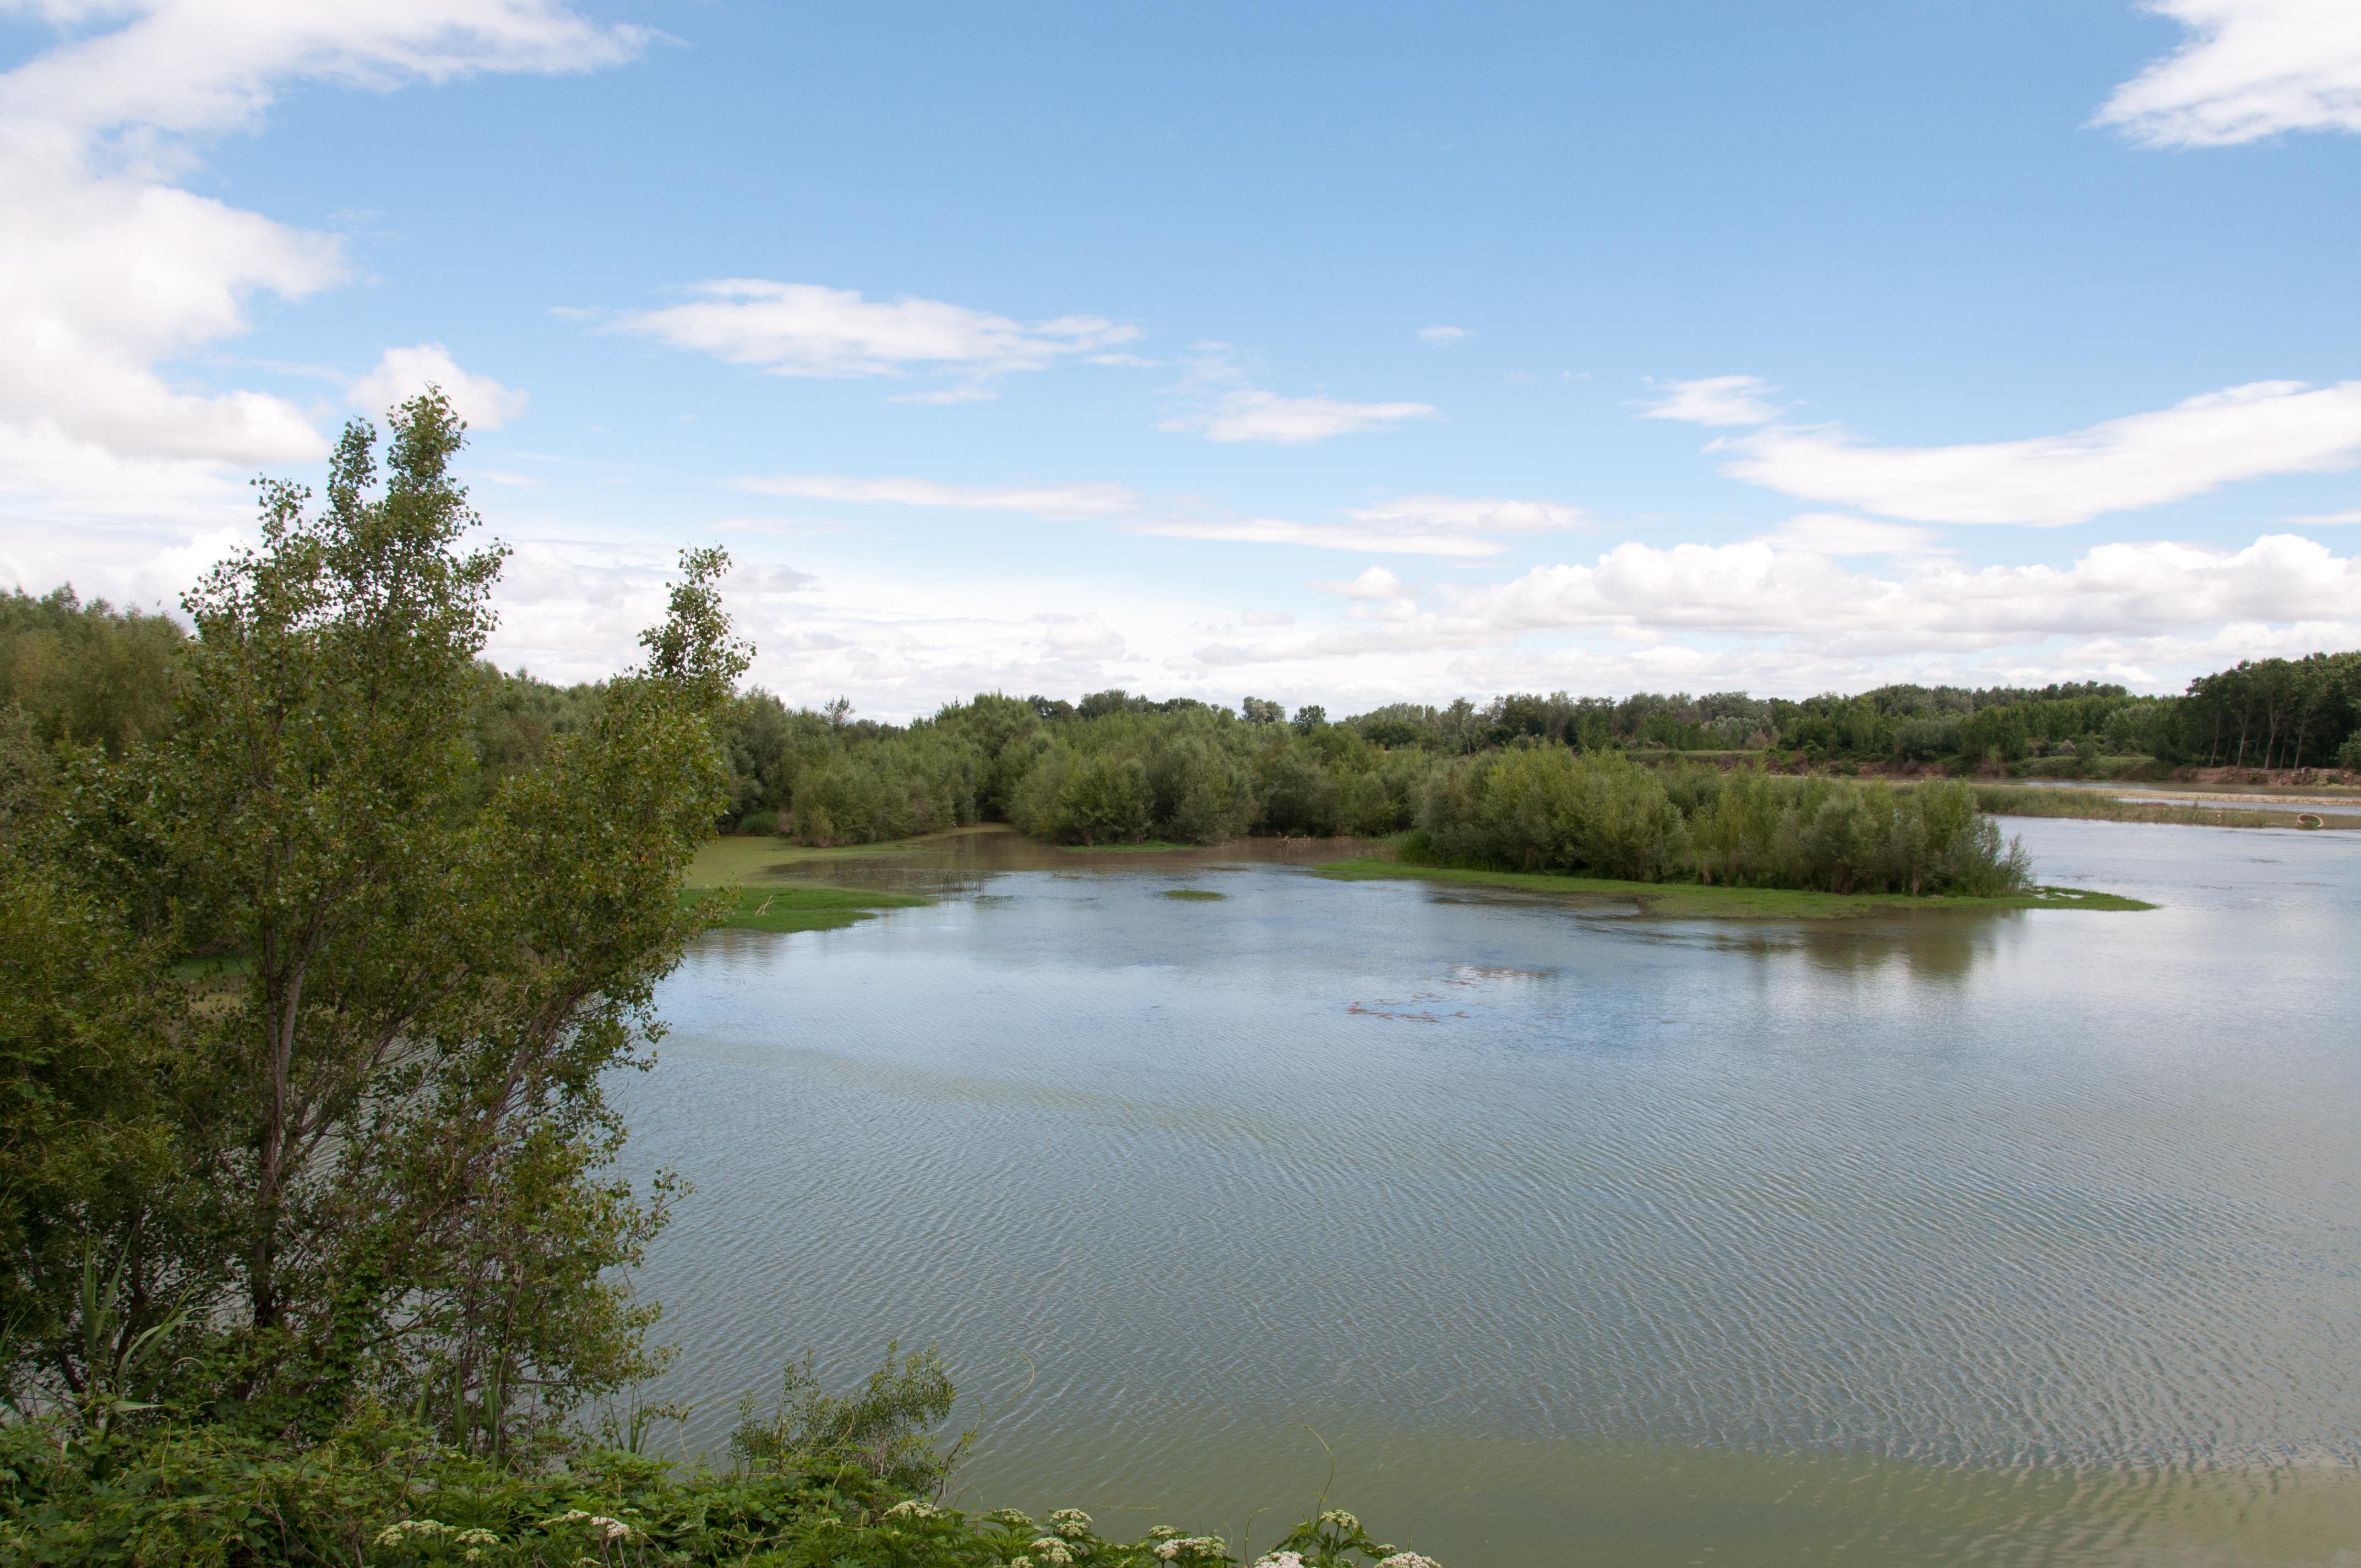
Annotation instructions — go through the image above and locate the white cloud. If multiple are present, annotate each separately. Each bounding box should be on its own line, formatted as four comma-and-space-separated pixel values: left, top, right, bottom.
1345, 493, 1587, 536
1761, 513, 1944, 557
735, 473, 1139, 520
1312, 566, 1407, 601
1716, 380, 2361, 526
1040, 615, 1127, 657
1154, 342, 1437, 445
1161, 389, 1438, 445
612, 281, 1139, 398
1417, 325, 1468, 346
2291, 508, 2361, 523
2097, 0, 2361, 147
0, 134, 341, 483
474, 541, 1193, 707
1445, 532, 2361, 646
1131, 491, 1585, 557
0, 0, 648, 139
1130, 517, 1498, 556
1642, 374, 1781, 427
0, 1, 640, 519
350, 343, 528, 428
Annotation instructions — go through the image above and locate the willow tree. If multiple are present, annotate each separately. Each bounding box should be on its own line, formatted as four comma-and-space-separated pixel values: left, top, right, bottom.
0, 391, 746, 1457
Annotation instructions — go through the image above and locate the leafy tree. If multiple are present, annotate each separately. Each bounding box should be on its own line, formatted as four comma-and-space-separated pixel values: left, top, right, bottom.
2, 392, 747, 1457
0, 586, 186, 755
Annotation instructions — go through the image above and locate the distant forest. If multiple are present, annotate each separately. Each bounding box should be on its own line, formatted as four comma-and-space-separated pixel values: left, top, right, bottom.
5, 584, 2355, 865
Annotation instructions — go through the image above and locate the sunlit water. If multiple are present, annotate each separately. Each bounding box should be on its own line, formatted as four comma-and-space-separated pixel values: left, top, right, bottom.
619, 822, 2361, 1566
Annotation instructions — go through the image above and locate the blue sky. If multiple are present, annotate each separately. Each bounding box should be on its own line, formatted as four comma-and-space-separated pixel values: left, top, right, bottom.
4, 1, 2360, 717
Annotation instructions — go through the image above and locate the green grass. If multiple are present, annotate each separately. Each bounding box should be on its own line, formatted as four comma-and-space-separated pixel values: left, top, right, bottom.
690, 884, 931, 933
1313, 858, 2153, 917
1159, 888, 1227, 901
1972, 784, 2359, 830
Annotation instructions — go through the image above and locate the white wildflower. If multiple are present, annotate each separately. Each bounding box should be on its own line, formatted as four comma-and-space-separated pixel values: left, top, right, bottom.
1155, 1546, 1178, 1561
455, 1529, 500, 1546
1048, 1508, 1094, 1539
886, 1499, 945, 1520
1376, 1553, 1443, 1568
1254, 1553, 1306, 1568
1009, 1559, 1032, 1568
1030, 1538, 1076, 1565
1319, 1510, 1361, 1532
988, 1509, 1036, 1528
1148, 1526, 1183, 1539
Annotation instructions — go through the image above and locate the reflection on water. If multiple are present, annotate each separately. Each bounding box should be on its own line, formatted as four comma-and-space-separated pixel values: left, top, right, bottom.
620, 821, 2361, 1566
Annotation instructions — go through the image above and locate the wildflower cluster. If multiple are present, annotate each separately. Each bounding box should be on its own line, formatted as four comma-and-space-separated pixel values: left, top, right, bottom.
1252, 1506, 1439, 1568
374, 1520, 505, 1562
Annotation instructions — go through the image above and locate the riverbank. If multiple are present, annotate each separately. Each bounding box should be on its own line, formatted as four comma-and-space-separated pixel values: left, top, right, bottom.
1315, 857, 2153, 917
1972, 785, 2360, 830
1628, 750, 2359, 793
684, 836, 935, 930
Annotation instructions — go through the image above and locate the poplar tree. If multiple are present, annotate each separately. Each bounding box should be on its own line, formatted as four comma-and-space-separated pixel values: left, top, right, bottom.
0, 392, 747, 1457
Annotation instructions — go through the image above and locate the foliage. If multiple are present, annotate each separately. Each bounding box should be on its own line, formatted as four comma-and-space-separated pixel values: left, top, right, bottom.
0, 586, 186, 756
1409, 752, 2028, 896
0, 392, 741, 1462
0, 1406, 1429, 1567
728, 1342, 961, 1497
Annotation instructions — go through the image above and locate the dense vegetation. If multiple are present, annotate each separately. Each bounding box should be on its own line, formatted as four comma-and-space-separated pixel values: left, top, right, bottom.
0, 398, 1433, 1566
21, 570, 2353, 899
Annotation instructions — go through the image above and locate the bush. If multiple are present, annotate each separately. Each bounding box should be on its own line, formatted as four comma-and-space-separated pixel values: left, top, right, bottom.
0, 1410, 1437, 1568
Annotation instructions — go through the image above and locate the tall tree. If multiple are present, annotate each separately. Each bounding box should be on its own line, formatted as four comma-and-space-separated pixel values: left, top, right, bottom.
2, 393, 749, 1456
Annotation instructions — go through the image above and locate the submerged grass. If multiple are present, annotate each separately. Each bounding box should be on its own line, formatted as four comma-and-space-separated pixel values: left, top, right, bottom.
1160, 888, 1227, 901
1971, 784, 2359, 830
1315, 858, 2154, 918
688, 884, 931, 933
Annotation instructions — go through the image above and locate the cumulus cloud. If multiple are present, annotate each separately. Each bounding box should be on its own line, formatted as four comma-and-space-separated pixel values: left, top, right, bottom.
349, 343, 528, 428
0, 0, 641, 519
2097, 0, 2361, 147
612, 281, 1139, 399
1717, 380, 2361, 526
1312, 566, 1408, 601
1642, 374, 1781, 427
1417, 325, 1468, 346
1445, 532, 2361, 647
735, 472, 1138, 520
0, 137, 341, 483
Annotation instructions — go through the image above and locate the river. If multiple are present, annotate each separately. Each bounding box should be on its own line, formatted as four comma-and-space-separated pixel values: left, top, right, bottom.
620, 819, 2361, 1566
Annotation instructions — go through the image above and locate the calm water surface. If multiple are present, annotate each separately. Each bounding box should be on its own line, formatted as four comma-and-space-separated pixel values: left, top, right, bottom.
621, 821, 2361, 1567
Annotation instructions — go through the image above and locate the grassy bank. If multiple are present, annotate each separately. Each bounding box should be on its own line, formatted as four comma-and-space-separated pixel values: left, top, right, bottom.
684, 837, 937, 931
691, 884, 931, 932
1971, 785, 2360, 830
1315, 858, 2153, 917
